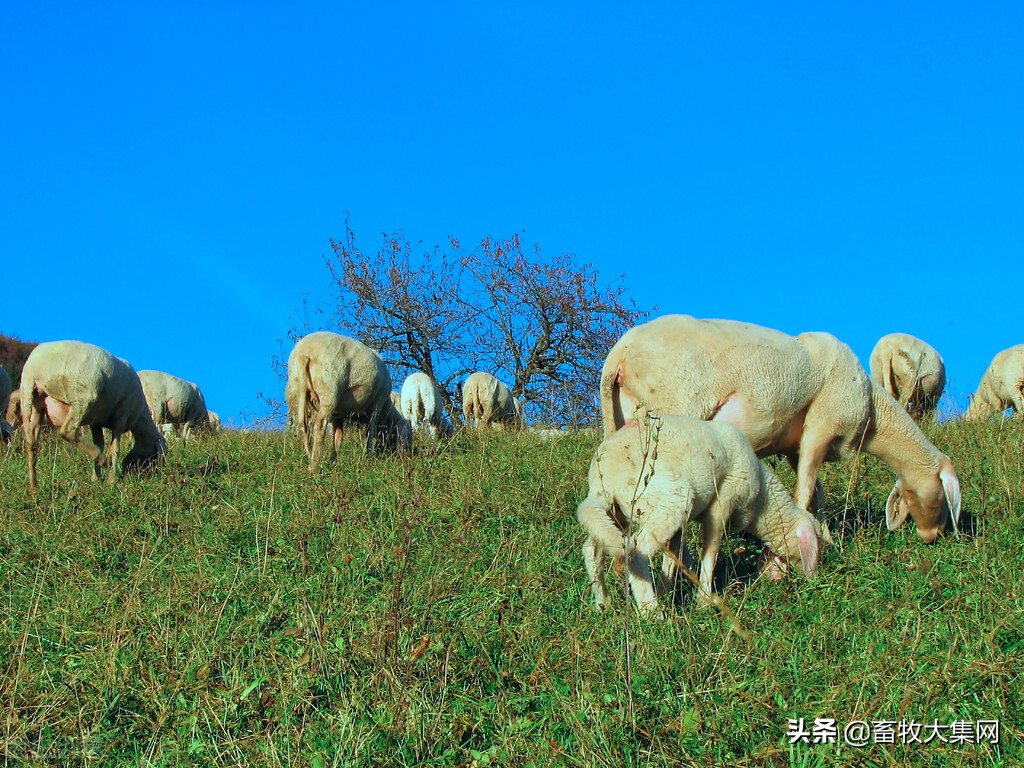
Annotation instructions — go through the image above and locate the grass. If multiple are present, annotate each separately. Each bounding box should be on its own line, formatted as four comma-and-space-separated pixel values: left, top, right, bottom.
0, 419, 1021, 767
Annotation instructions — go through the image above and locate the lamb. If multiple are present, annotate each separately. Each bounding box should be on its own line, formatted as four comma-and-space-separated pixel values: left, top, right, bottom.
601, 315, 961, 544
869, 333, 946, 419
0, 366, 11, 443
20, 340, 166, 493
964, 345, 1024, 421
137, 369, 212, 438
577, 415, 822, 613
462, 371, 523, 429
401, 372, 452, 440
208, 411, 221, 433
286, 331, 411, 471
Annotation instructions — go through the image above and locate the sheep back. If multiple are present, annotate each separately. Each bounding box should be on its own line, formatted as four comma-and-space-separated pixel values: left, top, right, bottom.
601, 315, 840, 451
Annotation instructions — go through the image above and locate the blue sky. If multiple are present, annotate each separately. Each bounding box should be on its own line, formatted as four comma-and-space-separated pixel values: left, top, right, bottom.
3, 3, 1021, 424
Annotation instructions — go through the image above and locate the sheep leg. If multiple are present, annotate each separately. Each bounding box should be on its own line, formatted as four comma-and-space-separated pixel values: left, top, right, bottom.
90, 426, 107, 481
309, 416, 327, 472
787, 450, 834, 546
365, 409, 379, 456
55, 406, 106, 481
331, 423, 343, 464
697, 514, 725, 605
24, 392, 45, 495
582, 537, 613, 611
661, 528, 694, 606
105, 431, 121, 484
1011, 385, 1024, 418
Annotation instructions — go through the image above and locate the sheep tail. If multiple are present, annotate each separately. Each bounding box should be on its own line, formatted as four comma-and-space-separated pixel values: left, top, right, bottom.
600, 359, 634, 436
296, 352, 316, 451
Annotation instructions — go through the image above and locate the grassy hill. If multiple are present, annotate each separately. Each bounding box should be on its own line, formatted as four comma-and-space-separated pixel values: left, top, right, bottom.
0, 421, 1021, 766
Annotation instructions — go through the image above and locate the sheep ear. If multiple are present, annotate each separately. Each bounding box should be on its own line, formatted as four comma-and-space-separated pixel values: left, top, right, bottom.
797, 524, 819, 577
886, 485, 910, 531
939, 458, 962, 529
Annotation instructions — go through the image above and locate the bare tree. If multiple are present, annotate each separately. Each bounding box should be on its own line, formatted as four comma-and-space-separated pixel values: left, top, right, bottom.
269, 219, 650, 427
459, 234, 648, 424
326, 217, 477, 415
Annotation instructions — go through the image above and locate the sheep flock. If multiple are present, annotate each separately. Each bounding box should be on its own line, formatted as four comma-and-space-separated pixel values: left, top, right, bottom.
5, 320, 1022, 615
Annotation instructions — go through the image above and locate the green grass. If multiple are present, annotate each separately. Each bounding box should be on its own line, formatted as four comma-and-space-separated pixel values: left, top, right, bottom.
1, 420, 1021, 767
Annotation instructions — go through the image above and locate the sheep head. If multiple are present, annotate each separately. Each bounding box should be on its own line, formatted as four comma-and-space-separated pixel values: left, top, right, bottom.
885, 455, 961, 543
760, 505, 822, 578
376, 403, 412, 453
122, 435, 167, 474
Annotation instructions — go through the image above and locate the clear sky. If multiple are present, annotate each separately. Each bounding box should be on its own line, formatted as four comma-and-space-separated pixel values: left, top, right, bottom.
3, 3, 1021, 425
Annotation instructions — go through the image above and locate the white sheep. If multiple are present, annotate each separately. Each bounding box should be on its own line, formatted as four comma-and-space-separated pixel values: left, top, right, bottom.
577, 414, 822, 614
869, 333, 946, 419
462, 371, 523, 429
208, 410, 221, 433
0, 366, 12, 443
19, 340, 166, 493
286, 331, 410, 470
964, 344, 1024, 422
137, 369, 212, 438
401, 372, 452, 440
601, 315, 961, 544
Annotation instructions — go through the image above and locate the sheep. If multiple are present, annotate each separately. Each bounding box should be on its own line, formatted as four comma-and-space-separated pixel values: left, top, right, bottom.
577, 414, 822, 614
462, 371, 523, 429
20, 340, 166, 493
1, 366, 11, 443
208, 410, 221, 432
601, 315, 961, 544
964, 345, 1024, 421
869, 333, 946, 419
137, 369, 212, 438
286, 331, 410, 471
400, 372, 452, 440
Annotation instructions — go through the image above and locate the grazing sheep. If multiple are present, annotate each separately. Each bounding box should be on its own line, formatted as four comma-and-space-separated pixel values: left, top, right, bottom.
869, 333, 946, 419
577, 415, 822, 613
401, 372, 451, 440
390, 391, 403, 411
138, 369, 212, 438
964, 345, 1024, 422
1, 366, 11, 443
462, 371, 523, 429
601, 315, 961, 544
20, 340, 166, 493
286, 331, 410, 470
208, 410, 221, 432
